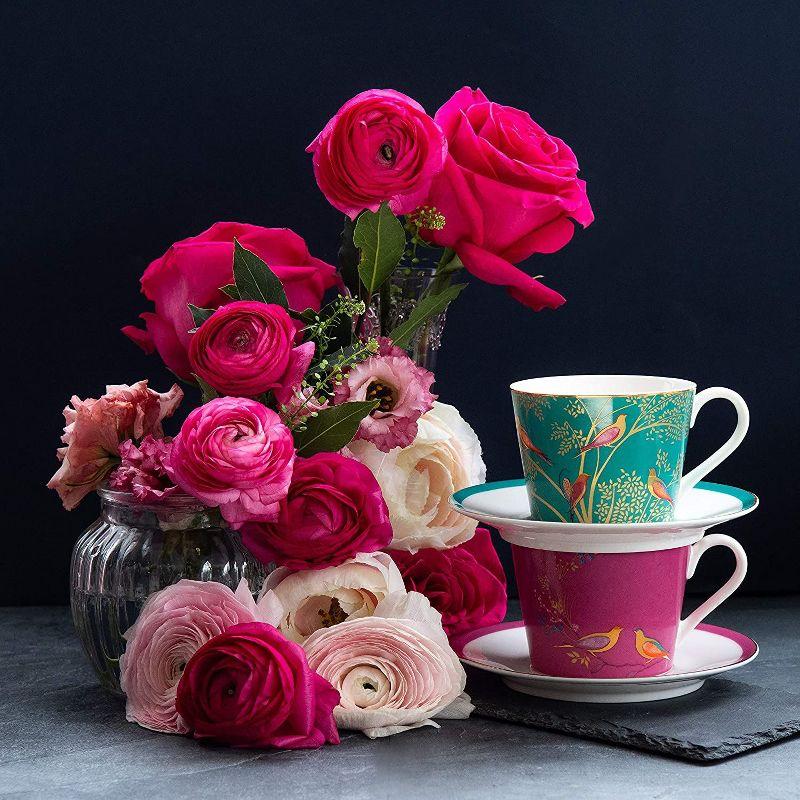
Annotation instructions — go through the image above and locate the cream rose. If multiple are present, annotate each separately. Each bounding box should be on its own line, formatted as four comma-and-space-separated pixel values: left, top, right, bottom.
259, 552, 405, 643
303, 591, 473, 738
347, 402, 486, 551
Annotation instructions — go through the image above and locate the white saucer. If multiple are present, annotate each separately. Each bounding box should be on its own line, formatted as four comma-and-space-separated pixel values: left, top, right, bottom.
450, 480, 758, 552
453, 621, 758, 703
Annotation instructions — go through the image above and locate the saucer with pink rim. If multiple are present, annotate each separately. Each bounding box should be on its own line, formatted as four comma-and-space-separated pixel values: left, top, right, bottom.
452, 621, 758, 703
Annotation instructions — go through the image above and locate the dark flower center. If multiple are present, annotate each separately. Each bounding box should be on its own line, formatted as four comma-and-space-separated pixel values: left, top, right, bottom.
362, 681, 377, 692
318, 597, 348, 628
229, 328, 251, 351
378, 142, 396, 164
366, 381, 396, 412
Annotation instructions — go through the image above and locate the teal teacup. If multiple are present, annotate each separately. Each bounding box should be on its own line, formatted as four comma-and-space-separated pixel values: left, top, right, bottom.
510, 375, 749, 524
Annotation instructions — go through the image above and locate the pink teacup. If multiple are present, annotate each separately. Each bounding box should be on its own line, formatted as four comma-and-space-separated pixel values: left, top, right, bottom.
512, 534, 747, 678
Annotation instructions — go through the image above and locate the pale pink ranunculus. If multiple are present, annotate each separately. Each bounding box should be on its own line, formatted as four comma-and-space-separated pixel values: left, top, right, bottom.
108, 435, 179, 501
242, 452, 392, 570
347, 402, 485, 551
167, 397, 295, 527
119, 578, 280, 734
307, 89, 447, 218
259, 552, 406, 643
422, 87, 594, 311
303, 591, 472, 738
47, 380, 183, 510
122, 222, 340, 381
175, 621, 340, 750
188, 301, 314, 402
389, 528, 507, 638
332, 352, 436, 452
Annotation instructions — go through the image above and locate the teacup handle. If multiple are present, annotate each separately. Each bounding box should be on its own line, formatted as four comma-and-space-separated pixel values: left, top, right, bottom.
676, 534, 748, 645
679, 387, 749, 497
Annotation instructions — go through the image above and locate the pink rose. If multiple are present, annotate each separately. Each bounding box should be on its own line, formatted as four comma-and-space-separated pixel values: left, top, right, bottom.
242, 452, 392, 570
388, 528, 507, 637
307, 89, 447, 218
188, 301, 314, 402
119, 579, 275, 734
332, 351, 436, 452
167, 397, 295, 527
176, 621, 340, 749
303, 592, 472, 738
108, 434, 178, 501
47, 380, 183, 510
423, 87, 594, 310
122, 222, 339, 380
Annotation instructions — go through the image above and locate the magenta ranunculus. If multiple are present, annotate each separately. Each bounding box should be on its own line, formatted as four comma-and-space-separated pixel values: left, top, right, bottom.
122, 222, 339, 380
167, 397, 294, 527
332, 351, 436, 452
422, 87, 594, 311
307, 89, 447, 218
188, 301, 314, 402
119, 579, 271, 734
242, 452, 393, 571
47, 380, 183, 510
176, 621, 340, 750
388, 528, 507, 637
108, 434, 178, 501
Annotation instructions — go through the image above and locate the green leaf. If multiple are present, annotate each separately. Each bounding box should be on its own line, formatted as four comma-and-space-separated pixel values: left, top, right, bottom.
220, 283, 240, 299
293, 401, 377, 456
233, 238, 288, 308
188, 304, 215, 327
388, 283, 467, 349
191, 374, 219, 404
337, 215, 360, 296
353, 202, 407, 294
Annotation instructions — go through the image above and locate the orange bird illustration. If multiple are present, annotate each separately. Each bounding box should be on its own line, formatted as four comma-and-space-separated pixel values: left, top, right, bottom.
516, 422, 552, 465
557, 626, 622, 655
562, 472, 590, 520
578, 413, 627, 454
634, 628, 671, 661
647, 468, 674, 505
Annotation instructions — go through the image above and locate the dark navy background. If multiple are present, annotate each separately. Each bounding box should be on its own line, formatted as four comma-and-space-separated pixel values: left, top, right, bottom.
3, 1, 798, 603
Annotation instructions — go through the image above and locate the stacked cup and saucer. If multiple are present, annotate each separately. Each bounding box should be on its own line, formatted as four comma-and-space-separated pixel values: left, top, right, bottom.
450, 375, 757, 703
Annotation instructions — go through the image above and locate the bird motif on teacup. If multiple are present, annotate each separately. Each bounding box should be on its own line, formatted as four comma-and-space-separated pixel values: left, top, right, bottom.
634, 628, 671, 662
556, 626, 622, 656
577, 413, 627, 455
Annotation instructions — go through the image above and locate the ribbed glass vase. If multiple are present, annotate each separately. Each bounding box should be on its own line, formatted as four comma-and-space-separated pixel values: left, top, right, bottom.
70, 489, 267, 695
363, 266, 451, 372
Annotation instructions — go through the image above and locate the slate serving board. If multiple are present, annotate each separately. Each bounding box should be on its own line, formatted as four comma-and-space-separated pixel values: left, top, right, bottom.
466, 667, 800, 762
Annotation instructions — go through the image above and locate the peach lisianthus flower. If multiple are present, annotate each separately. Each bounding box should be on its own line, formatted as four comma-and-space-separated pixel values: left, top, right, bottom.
303, 591, 472, 738
47, 380, 183, 510
259, 552, 406, 643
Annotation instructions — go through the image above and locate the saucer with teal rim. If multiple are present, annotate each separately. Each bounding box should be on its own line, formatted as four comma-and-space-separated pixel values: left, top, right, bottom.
450, 480, 758, 552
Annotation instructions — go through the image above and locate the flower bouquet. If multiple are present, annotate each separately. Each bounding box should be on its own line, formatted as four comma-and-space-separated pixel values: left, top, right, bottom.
48, 86, 590, 748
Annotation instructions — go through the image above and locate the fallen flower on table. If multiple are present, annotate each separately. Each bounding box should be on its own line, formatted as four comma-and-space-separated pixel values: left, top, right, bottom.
176, 622, 340, 750
303, 591, 473, 738
120, 579, 279, 734
260, 551, 406, 643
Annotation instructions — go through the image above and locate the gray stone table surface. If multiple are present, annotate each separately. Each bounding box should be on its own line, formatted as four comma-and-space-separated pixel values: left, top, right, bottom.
2, 597, 799, 800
